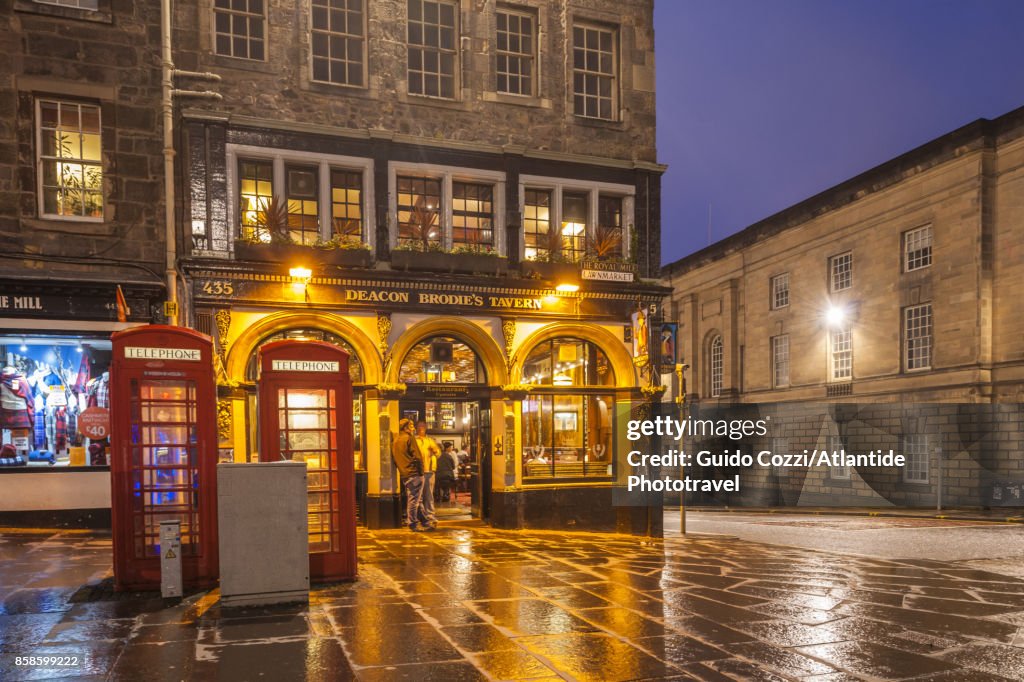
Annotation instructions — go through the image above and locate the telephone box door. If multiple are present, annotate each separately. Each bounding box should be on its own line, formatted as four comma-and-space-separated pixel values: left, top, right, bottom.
258, 340, 356, 582
110, 326, 219, 591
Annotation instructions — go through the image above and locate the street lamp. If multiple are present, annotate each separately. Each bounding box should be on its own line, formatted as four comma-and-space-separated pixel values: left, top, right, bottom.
826, 304, 846, 327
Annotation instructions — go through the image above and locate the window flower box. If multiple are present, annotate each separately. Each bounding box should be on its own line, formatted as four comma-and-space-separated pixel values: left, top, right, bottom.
521, 260, 580, 281
234, 240, 373, 268
391, 249, 507, 275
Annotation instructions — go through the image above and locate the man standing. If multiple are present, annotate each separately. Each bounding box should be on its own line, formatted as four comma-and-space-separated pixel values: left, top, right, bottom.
415, 421, 441, 516
393, 418, 435, 531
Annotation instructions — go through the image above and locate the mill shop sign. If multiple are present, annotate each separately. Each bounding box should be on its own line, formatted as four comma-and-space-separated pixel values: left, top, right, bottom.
0, 289, 140, 320
581, 260, 635, 282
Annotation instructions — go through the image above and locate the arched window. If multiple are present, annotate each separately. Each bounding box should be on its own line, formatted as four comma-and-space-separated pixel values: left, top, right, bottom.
398, 335, 486, 384
709, 334, 723, 398
520, 337, 615, 482
245, 328, 363, 383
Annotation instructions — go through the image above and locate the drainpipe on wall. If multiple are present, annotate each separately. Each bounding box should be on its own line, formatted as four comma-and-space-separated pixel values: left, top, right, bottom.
161, 0, 221, 326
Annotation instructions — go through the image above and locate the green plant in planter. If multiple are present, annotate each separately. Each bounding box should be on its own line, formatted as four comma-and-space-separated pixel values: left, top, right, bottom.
238, 195, 293, 244
397, 196, 441, 251
451, 244, 499, 257
527, 227, 575, 263
586, 224, 624, 261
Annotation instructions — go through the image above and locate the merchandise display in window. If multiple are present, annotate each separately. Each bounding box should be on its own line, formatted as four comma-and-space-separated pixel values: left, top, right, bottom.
1, 336, 111, 467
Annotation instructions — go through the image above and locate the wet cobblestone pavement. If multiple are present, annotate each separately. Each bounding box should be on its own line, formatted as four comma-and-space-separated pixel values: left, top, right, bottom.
2, 526, 1024, 680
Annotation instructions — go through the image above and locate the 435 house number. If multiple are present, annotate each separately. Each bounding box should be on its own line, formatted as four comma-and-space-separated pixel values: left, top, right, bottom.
201, 280, 234, 296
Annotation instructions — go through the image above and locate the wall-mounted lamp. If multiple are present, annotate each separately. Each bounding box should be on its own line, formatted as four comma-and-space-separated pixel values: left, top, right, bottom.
289, 266, 313, 303
826, 305, 846, 328
555, 282, 579, 294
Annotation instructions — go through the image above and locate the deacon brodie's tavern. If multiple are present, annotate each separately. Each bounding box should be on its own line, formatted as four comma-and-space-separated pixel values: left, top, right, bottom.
172, 0, 666, 532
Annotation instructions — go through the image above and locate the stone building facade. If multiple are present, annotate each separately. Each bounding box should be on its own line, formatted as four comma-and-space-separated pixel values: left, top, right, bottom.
663, 105, 1024, 509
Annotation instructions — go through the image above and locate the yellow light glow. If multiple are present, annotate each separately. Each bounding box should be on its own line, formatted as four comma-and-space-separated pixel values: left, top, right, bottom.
826, 305, 845, 327
289, 266, 312, 281
561, 221, 585, 236
555, 283, 580, 293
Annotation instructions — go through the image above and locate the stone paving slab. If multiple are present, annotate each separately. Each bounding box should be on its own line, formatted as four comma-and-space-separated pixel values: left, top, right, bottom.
1, 526, 1024, 680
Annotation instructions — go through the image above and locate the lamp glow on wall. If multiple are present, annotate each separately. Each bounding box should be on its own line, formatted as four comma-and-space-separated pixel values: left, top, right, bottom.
826, 304, 846, 327
290, 266, 313, 302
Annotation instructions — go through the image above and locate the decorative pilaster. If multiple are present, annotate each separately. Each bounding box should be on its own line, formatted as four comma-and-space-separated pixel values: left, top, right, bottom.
501, 317, 516, 372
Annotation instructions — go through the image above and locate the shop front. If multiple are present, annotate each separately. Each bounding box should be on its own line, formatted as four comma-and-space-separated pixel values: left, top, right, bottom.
0, 278, 162, 527
191, 267, 664, 534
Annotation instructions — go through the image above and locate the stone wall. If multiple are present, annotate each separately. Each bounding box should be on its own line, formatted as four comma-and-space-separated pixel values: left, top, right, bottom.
0, 0, 166, 284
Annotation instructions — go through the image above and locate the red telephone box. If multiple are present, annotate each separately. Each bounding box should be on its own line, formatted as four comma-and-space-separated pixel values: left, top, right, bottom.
110, 326, 219, 591
257, 340, 357, 581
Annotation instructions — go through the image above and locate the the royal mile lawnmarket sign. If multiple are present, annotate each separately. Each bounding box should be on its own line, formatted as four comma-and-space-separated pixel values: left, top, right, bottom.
581, 260, 635, 282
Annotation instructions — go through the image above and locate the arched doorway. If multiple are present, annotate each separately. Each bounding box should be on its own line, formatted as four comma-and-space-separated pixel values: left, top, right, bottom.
396, 334, 491, 520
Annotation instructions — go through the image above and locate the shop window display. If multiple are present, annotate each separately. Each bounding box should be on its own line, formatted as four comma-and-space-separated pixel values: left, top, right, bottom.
398, 336, 485, 384
521, 338, 614, 480
1, 336, 111, 467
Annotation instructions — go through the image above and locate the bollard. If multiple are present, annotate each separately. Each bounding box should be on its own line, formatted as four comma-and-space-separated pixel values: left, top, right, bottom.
159, 520, 183, 598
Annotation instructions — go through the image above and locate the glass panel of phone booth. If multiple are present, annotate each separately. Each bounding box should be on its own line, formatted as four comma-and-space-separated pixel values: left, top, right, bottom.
277, 387, 338, 553
129, 379, 199, 559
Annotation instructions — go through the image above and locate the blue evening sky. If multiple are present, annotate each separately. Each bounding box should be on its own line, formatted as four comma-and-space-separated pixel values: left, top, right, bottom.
655, 0, 1024, 265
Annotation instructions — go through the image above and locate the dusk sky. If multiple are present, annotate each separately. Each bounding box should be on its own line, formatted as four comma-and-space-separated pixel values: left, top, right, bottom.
655, 0, 1024, 265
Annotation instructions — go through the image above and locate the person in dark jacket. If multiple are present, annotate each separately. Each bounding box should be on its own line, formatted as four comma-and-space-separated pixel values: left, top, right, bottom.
435, 443, 458, 503
393, 418, 435, 531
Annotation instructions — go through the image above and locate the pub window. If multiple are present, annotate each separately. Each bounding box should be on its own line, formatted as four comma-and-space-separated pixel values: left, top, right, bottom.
709, 334, 723, 398
451, 182, 494, 251
903, 225, 932, 272
37, 99, 103, 220
523, 189, 552, 261
496, 7, 535, 96
771, 334, 789, 388
238, 160, 274, 241
572, 22, 616, 120
522, 338, 615, 482
770, 273, 789, 310
594, 195, 623, 259
407, 0, 457, 99
214, 0, 266, 60
830, 252, 852, 292
330, 170, 363, 244
286, 166, 320, 246
903, 433, 929, 483
398, 336, 485, 384
397, 176, 443, 249
829, 326, 852, 381
903, 303, 932, 371
560, 192, 588, 263
311, 0, 366, 87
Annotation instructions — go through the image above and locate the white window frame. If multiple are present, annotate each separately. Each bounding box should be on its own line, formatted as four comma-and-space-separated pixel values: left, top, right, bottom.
770, 273, 789, 310
829, 252, 852, 292
406, 0, 460, 100
212, 0, 267, 61
709, 335, 723, 398
903, 434, 929, 483
771, 334, 789, 388
310, 0, 369, 88
226, 143, 376, 250
496, 5, 538, 97
388, 161, 506, 254
827, 434, 850, 479
903, 225, 933, 272
36, 98, 104, 222
903, 303, 933, 372
518, 174, 634, 263
829, 326, 852, 382
571, 20, 618, 121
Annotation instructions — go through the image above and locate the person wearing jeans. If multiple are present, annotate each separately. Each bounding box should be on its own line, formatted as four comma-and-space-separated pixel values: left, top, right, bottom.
393, 418, 435, 531
415, 421, 440, 517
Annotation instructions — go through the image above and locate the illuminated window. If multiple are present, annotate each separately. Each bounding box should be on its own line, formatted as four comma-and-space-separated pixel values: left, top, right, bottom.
407, 0, 457, 99
523, 189, 552, 261
397, 176, 442, 248
238, 160, 274, 241
521, 338, 613, 387
904, 303, 932, 371
560, 192, 587, 263
497, 7, 535, 96
311, 0, 365, 86
770, 273, 789, 309
330, 170, 363, 244
771, 334, 789, 388
451, 182, 493, 251
286, 166, 320, 245
830, 252, 852, 292
709, 335, 723, 397
37, 99, 103, 220
572, 22, 616, 120
829, 326, 852, 381
594, 195, 623, 259
904, 225, 932, 271
398, 336, 485, 384
214, 0, 266, 60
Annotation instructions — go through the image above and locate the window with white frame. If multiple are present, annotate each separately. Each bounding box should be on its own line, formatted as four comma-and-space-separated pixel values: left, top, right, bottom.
407, 0, 457, 99
904, 225, 932, 272
311, 0, 366, 87
771, 334, 789, 388
230, 146, 372, 247
830, 252, 852, 292
391, 164, 505, 252
770, 273, 789, 309
572, 22, 616, 120
829, 326, 852, 381
519, 177, 634, 264
214, 0, 266, 60
903, 434, 929, 483
827, 435, 849, 479
496, 7, 536, 96
37, 99, 103, 220
709, 335, 723, 398
904, 303, 932, 371
33, 0, 99, 9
